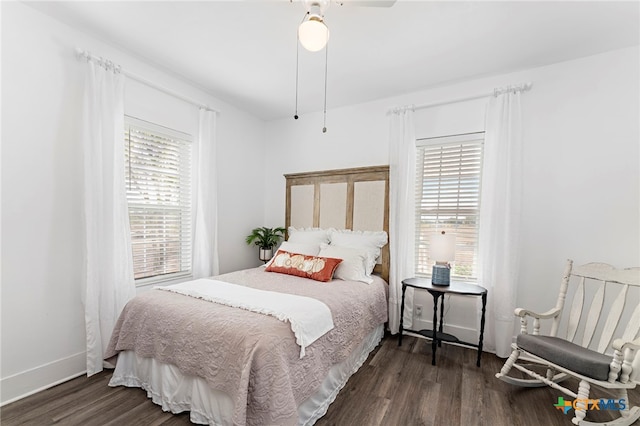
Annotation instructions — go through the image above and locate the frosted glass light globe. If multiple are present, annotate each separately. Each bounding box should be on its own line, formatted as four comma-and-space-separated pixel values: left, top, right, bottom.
298, 18, 329, 52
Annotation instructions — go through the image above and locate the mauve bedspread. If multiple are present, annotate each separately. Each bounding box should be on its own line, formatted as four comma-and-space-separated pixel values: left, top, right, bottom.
104, 267, 388, 426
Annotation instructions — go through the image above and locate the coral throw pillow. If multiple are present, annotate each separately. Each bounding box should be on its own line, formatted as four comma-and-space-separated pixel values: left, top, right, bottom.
265, 250, 342, 282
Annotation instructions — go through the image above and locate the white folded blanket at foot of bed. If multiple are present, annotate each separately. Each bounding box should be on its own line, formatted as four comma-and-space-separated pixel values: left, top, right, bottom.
157, 278, 334, 358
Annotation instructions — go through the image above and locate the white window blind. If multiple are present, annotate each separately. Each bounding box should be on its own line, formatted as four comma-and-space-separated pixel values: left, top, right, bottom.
415, 133, 484, 280
124, 117, 192, 283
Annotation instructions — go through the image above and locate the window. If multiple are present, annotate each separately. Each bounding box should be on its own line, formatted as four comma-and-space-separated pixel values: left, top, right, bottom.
124, 117, 192, 283
415, 132, 484, 281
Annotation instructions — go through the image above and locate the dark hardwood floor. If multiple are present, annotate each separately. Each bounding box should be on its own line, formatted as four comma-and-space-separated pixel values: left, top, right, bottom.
2, 335, 638, 425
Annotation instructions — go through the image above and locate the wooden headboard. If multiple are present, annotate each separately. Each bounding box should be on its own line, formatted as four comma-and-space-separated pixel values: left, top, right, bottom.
284, 165, 390, 282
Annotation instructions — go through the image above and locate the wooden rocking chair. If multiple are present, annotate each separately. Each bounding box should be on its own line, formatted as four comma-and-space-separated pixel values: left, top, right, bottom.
496, 260, 640, 425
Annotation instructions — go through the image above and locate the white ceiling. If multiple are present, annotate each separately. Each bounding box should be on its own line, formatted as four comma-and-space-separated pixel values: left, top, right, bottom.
27, 1, 639, 120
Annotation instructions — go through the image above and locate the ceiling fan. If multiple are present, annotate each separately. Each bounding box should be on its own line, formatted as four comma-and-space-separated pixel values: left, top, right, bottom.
296, 0, 395, 51
293, 0, 396, 130
333, 0, 397, 6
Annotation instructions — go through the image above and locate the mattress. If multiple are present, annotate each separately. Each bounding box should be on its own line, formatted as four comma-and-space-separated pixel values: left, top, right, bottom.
105, 267, 388, 425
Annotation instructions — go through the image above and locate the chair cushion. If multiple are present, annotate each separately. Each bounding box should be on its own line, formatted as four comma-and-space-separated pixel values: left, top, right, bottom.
517, 334, 613, 381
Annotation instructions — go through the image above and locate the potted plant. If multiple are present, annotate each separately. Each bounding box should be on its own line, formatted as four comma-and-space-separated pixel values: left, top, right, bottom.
245, 226, 286, 262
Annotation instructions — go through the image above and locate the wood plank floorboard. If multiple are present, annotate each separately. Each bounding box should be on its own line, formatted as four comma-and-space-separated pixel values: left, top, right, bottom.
2, 335, 638, 425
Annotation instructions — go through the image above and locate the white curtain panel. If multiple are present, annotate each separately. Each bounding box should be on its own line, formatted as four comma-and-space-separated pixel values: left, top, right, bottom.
192, 108, 220, 278
388, 108, 416, 334
81, 59, 135, 376
478, 90, 523, 358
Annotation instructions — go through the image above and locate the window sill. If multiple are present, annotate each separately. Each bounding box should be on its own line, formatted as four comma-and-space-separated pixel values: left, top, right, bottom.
415, 272, 478, 283
135, 272, 193, 289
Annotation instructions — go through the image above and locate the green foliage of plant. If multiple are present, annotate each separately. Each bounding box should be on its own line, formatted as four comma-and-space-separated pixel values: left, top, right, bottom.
245, 227, 286, 249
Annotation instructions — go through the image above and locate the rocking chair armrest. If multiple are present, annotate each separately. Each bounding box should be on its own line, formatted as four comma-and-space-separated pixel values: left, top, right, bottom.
514, 307, 561, 320
612, 336, 640, 352
610, 336, 640, 383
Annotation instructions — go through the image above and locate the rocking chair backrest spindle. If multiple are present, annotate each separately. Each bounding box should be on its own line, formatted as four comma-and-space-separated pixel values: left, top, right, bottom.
549, 260, 574, 338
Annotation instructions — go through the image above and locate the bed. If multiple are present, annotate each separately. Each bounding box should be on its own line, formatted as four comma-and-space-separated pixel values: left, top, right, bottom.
105, 165, 390, 425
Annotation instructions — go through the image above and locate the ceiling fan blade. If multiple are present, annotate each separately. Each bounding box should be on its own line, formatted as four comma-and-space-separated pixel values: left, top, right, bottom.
335, 0, 397, 7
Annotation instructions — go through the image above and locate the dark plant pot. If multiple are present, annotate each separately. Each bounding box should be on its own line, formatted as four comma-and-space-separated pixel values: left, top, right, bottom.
259, 247, 274, 263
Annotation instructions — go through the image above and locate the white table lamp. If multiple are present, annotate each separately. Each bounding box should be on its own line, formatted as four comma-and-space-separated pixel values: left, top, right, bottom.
430, 231, 456, 286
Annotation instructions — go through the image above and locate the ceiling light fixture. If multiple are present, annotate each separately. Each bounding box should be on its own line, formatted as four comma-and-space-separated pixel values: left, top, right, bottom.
294, 1, 330, 133
298, 13, 329, 52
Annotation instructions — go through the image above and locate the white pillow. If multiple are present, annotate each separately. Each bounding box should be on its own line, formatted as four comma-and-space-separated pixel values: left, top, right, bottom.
276, 241, 321, 256
287, 227, 332, 245
318, 244, 373, 284
264, 241, 320, 267
329, 229, 388, 275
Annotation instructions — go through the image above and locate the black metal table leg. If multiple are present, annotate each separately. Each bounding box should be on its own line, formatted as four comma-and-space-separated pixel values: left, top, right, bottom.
477, 292, 487, 367
438, 294, 445, 347
398, 283, 407, 346
431, 292, 439, 365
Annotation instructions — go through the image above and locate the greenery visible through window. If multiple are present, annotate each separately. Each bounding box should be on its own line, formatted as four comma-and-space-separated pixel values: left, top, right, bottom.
124, 117, 192, 283
415, 133, 484, 281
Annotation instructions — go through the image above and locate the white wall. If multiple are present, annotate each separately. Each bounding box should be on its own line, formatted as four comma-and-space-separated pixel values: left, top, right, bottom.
1, 1, 266, 404
264, 46, 640, 343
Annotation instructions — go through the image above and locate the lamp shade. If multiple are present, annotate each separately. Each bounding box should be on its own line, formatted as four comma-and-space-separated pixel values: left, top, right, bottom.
430, 231, 456, 262
298, 17, 329, 52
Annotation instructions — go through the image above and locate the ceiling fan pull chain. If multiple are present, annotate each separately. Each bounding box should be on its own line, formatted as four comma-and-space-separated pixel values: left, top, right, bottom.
322, 42, 328, 133
294, 12, 309, 120
294, 36, 300, 120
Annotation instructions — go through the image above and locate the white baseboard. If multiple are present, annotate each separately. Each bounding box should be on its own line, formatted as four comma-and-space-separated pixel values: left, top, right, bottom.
1, 352, 86, 406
